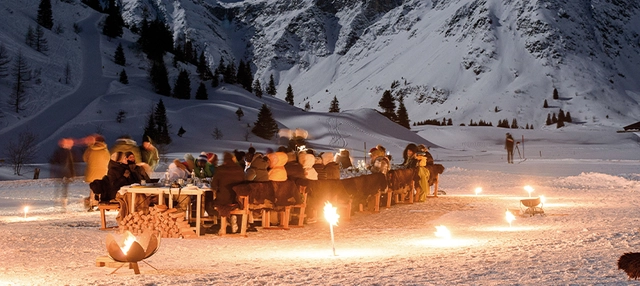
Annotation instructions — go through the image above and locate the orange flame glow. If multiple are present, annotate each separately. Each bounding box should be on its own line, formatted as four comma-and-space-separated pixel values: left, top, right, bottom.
324, 202, 339, 226
505, 210, 515, 227
121, 231, 137, 255
434, 225, 451, 239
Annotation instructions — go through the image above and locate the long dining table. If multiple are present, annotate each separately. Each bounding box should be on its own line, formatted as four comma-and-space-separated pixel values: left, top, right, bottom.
118, 184, 208, 236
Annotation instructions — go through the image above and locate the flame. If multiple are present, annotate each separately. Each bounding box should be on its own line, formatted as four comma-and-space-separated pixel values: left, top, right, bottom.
540, 195, 546, 204
121, 231, 137, 255
524, 185, 534, 197
505, 210, 516, 226
23, 206, 29, 218
434, 225, 451, 239
474, 187, 482, 195
323, 202, 339, 226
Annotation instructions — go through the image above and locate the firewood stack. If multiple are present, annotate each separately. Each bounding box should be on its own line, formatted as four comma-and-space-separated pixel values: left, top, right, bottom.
117, 205, 197, 239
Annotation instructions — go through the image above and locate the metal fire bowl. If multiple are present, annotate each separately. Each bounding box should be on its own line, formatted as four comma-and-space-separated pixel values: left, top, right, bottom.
520, 197, 541, 208
106, 231, 160, 263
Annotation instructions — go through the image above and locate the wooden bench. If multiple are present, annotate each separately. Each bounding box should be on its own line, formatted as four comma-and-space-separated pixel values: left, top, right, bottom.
218, 195, 249, 237
98, 202, 120, 230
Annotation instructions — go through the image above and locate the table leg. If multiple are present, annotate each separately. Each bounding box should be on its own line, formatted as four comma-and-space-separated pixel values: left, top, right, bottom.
196, 193, 201, 236
130, 192, 136, 213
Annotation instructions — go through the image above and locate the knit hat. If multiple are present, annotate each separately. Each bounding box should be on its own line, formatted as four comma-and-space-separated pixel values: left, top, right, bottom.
197, 152, 208, 162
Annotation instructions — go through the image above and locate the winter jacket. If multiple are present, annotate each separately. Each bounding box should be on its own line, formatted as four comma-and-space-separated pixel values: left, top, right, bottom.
370, 156, 390, 175
49, 147, 75, 179
107, 160, 136, 197
141, 145, 159, 171
267, 152, 288, 181
109, 139, 141, 163
284, 152, 305, 180
334, 151, 353, 169
211, 162, 245, 206
298, 153, 318, 180
320, 152, 340, 180
193, 161, 214, 178
167, 160, 188, 182
83, 141, 110, 183
245, 154, 270, 181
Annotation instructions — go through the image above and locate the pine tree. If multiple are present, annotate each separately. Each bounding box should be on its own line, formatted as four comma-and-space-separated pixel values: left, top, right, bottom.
285, 84, 294, 105
173, 69, 191, 99
138, 18, 173, 61
154, 99, 171, 144
329, 96, 340, 112
37, 0, 53, 30
114, 43, 126, 66
25, 26, 35, 48
558, 109, 565, 122
149, 59, 170, 96
9, 51, 31, 114
177, 126, 185, 137
102, 0, 124, 38
552, 113, 558, 123
237, 60, 253, 92
236, 60, 246, 87
142, 106, 158, 143
196, 51, 212, 80
34, 25, 48, 53
83, 0, 102, 12
211, 73, 220, 87
195, 82, 208, 100
252, 104, 279, 140
235, 107, 244, 121
556, 118, 565, 128
546, 113, 552, 125
396, 97, 410, 129
215, 57, 225, 75
119, 69, 128, 84
64, 62, 71, 84
543, 99, 548, 108
253, 79, 263, 98
224, 61, 236, 84
304, 102, 311, 111
378, 90, 396, 121
553, 88, 559, 100
565, 111, 572, 122
0, 43, 10, 78
511, 118, 518, 129
447, 118, 453, 125
266, 74, 277, 96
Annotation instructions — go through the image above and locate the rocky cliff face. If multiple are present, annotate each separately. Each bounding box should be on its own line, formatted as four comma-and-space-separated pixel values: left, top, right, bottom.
120, 0, 640, 126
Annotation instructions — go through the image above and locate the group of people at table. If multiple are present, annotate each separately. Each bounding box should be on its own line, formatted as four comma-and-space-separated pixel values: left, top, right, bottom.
86, 133, 438, 235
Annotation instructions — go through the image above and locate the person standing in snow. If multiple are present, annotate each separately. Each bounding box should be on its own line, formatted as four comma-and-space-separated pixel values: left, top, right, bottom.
505, 133, 515, 164
50, 138, 76, 212
140, 136, 159, 171
82, 134, 110, 210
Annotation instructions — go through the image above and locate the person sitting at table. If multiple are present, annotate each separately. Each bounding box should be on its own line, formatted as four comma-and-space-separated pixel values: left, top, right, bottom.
108, 152, 136, 198
166, 159, 191, 212
298, 152, 318, 180
194, 152, 213, 178
183, 153, 195, 173
208, 152, 245, 234
322, 152, 340, 180
334, 149, 353, 169
245, 153, 269, 182
284, 151, 305, 180
206, 152, 218, 175
124, 151, 151, 183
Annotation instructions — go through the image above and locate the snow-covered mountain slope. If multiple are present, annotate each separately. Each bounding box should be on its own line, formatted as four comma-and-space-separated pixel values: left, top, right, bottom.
0, 0, 639, 163
114, 0, 640, 127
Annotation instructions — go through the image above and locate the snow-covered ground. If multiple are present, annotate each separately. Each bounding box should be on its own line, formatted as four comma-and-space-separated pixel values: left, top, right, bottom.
1, 127, 639, 285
